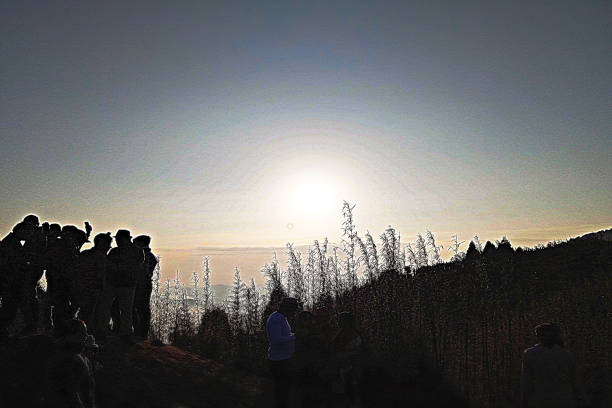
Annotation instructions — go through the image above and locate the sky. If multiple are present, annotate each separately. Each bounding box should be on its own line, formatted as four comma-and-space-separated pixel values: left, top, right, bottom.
1, 1, 611, 284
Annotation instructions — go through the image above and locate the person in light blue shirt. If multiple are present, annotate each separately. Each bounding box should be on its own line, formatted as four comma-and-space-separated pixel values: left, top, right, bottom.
266, 297, 298, 408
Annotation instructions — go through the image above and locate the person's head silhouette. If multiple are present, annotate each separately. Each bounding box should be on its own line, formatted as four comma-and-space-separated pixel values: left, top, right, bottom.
114, 229, 132, 247
338, 311, 355, 330
93, 233, 112, 253
23, 214, 40, 227
60, 225, 80, 246
12, 222, 36, 240
278, 297, 298, 318
133, 235, 151, 249
297, 310, 313, 331
534, 323, 562, 348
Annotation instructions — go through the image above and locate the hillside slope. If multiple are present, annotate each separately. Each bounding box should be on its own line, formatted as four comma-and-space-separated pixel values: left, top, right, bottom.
0, 335, 273, 408
96, 340, 273, 408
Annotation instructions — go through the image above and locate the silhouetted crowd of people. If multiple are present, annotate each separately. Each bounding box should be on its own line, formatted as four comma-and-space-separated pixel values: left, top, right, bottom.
0, 214, 157, 343
0, 214, 157, 406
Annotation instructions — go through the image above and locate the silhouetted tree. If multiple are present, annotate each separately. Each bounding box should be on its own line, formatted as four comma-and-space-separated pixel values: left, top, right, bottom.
415, 233, 429, 268
426, 229, 443, 265
202, 257, 214, 312
342, 201, 359, 288
483, 240, 496, 257
466, 241, 480, 260
381, 225, 403, 272
229, 267, 243, 333
448, 234, 466, 262
473, 235, 483, 252
365, 231, 380, 277
198, 307, 232, 359
192, 270, 201, 324
244, 278, 259, 336
331, 246, 342, 298
313, 238, 330, 302
286, 244, 304, 304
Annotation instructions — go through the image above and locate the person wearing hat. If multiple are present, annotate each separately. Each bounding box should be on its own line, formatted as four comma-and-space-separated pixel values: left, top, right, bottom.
96, 229, 144, 343
521, 323, 583, 408
132, 235, 158, 340
266, 297, 299, 408
74, 233, 112, 334
329, 311, 364, 403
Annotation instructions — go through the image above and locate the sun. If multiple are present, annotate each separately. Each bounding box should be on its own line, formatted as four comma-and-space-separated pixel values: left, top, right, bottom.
291, 176, 336, 215
263, 163, 353, 233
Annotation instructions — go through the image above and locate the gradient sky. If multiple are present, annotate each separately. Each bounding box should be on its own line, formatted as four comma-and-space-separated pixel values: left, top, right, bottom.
2, 1, 611, 284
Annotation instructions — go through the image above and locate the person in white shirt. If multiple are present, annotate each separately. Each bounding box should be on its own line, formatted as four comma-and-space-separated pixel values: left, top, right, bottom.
266, 297, 298, 408
521, 323, 583, 408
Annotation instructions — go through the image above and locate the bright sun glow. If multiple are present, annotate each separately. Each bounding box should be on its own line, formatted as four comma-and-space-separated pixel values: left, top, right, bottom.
260, 160, 356, 235
292, 177, 336, 214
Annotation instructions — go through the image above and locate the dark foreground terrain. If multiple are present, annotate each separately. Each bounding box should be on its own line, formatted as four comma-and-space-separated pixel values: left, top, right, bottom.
0, 333, 468, 408
0, 334, 271, 408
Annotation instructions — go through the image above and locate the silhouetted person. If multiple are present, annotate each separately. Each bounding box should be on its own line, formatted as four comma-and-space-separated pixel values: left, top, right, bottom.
521, 323, 583, 408
328, 311, 364, 405
46, 223, 62, 249
314, 306, 333, 341
40, 223, 62, 331
294, 310, 329, 407
20, 214, 47, 334
97, 229, 144, 343
45, 319, 96, 408
266, 297, 298, 408
0, 222, 37, 340
74, 233, 112, 334
45, 225, 78, 336
294, 310, 314, 375
132, 235, 157, 340
111, 235, 149, 340
44, 225, 82, 336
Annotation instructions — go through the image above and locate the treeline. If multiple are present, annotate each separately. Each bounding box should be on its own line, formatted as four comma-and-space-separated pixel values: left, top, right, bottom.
149, 203, 611, 407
